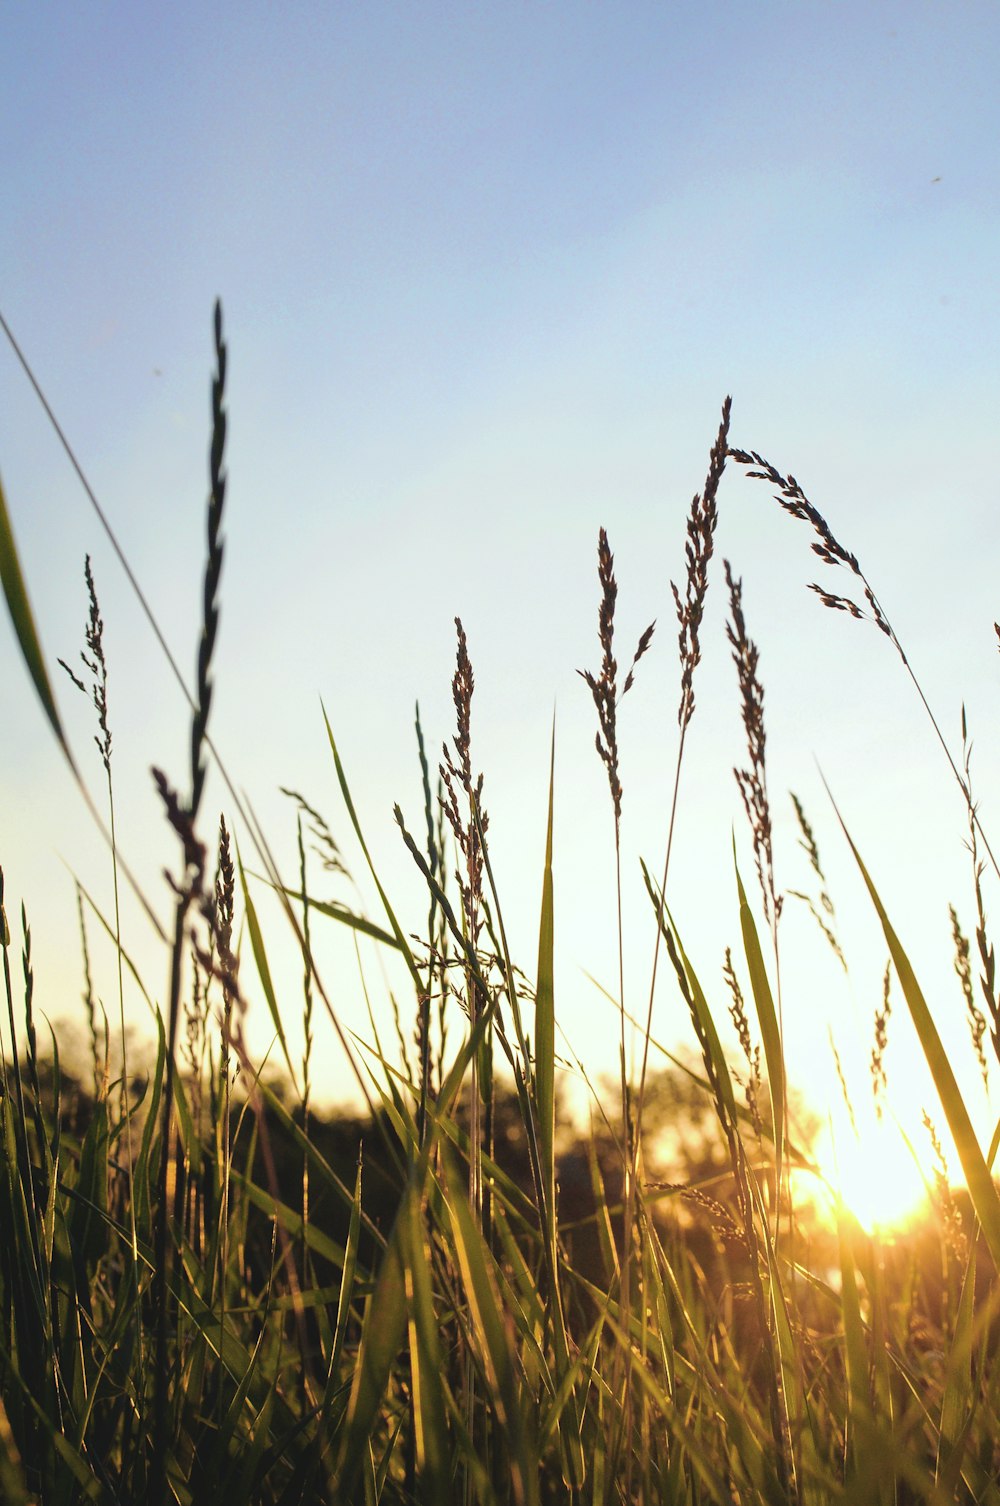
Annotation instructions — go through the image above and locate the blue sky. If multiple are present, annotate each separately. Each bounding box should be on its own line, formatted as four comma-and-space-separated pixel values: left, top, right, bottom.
3, 3, 1000, 1178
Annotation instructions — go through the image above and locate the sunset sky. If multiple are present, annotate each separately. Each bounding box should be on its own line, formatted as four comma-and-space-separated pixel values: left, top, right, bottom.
3, 3, 1000, 1214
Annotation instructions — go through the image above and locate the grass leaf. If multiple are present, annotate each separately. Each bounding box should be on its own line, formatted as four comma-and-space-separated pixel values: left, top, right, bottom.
535, 722, 556, 1239
833, 799, 1000, 1268
0, 474, 72, 762
236, 837, 299, 1093
734, 842, 784, 1192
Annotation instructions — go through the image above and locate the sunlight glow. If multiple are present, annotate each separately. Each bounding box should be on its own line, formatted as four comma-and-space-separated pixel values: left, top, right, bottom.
814, 1113, 932, 1234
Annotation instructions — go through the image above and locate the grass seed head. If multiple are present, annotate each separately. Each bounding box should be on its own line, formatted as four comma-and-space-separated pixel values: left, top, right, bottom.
951, 902, 989, 1090
578, 527, 655, 825
729, 445, 899, 649
923, 1109, 968, 1263
58, 554, 113, 774
829, 1033, 858, 1138
673, 397, 731, 730
725, 559, 780, 927
439, 617, 487, 942
723, 947, 762, 1135
871, 962, 892, 1116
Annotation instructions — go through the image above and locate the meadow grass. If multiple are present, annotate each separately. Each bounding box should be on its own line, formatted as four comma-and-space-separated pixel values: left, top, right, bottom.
1, 303, 999, 1504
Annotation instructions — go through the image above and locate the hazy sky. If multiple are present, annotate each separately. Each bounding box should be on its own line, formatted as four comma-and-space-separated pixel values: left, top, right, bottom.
3, 4, 1000, 1195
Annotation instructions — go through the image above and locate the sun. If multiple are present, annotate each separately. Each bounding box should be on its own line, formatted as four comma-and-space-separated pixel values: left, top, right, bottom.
810, 1110, 932, 1234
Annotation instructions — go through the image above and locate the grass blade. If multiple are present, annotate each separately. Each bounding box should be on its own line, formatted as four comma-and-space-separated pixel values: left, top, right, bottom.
833, 798, 1000, 1268
535, 723, 556, 1243
937, 1245, 977, 1493
837, 1203, 871, 1483
401, 1188, 450, 1501
236, 839, 298, 1092
444, 1153, 540, 1506
641, 860, 737, 1125
734, 844, 783, 1190
322, 704, 423, 995
0, 474, 72, 762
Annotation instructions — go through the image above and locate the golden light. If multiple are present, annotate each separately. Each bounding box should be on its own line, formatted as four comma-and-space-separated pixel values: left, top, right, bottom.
808, 1108, 933, 1234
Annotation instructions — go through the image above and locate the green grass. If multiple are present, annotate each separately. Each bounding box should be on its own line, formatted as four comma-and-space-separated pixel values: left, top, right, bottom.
1, 303, 999, 1504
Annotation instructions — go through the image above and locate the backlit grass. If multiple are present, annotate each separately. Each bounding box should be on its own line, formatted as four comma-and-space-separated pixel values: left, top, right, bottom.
1, 303, 999, 1504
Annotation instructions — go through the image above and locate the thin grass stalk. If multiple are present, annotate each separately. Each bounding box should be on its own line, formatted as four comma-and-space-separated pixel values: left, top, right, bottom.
73, 886, 103, 1097
957, 710, 1000, 1080
0, 883, 9, 1123
624, 399, 729, 1480
432, 791, 450, 1094
0, 887, 47, 1483
23, 908, 70, 1486
414, 702, 438, 1146
95, 602, 146, 1481
213, 818, 236, 1426
635, 397, 731, 1142
3, 917, 62, 1495
0, 876, 33, 1231
577, 525, 654, 1486
152, 301, 227, 1503
724, 558, 803, 1487
725, 560, 787, 1231
439, 618, 488, 1234
294, 809, 314, 1304
60, 556, 146, 1465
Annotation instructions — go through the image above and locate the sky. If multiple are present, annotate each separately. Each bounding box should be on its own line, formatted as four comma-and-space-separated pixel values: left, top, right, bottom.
3, 2, 1000, 1213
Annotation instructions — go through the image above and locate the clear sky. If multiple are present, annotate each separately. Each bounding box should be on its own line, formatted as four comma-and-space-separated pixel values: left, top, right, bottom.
3, 3, 1000, 1204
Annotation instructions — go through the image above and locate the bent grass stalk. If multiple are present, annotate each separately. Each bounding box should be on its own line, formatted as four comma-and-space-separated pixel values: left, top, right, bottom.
730, 444, 1000, 883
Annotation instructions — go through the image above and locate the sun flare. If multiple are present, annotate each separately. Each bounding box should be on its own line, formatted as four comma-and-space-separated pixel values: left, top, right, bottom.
812, 1112, 932, 1233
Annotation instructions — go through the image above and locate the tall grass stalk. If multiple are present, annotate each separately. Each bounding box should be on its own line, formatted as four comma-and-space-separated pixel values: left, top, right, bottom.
151, 299, 228, 1504
59, 555, 146, 1469
618, 398, 730, 1482
578, 526, 653, 1483
635, 397, 731, 1142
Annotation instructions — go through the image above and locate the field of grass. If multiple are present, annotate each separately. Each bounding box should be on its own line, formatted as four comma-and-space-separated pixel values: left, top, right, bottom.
2, 302, 1000, 1504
